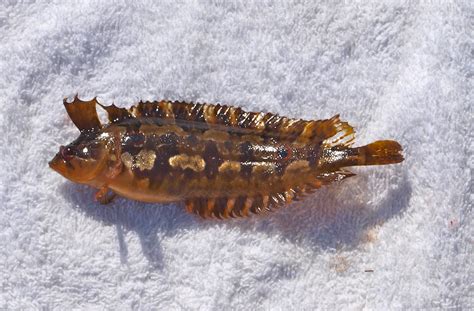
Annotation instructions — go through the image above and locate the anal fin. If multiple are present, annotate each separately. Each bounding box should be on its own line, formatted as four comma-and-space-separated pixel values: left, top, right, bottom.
185, 186, 320, 219
184, 170, 355, 219
316, 170, 356, 184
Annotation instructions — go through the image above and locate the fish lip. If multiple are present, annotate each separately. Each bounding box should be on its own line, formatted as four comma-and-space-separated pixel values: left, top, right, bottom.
49, 153, 67, 171
48, 154, 60, 170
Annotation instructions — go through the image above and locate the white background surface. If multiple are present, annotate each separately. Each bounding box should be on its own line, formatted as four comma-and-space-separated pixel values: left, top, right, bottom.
0, 1, 472, 309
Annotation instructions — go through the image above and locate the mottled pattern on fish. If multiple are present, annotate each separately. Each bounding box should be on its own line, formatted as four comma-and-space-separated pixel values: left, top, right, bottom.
49, 96, 404, 219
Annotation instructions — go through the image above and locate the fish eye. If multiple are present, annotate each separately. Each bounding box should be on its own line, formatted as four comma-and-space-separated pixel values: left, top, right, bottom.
60, 145, 75, 161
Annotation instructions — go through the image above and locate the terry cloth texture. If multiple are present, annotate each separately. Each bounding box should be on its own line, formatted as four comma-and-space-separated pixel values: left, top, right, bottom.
0, 1, 472, 309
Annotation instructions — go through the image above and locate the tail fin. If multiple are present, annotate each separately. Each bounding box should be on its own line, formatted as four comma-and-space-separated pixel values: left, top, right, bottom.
321, 140, 404, 170
353, 140, 404, 166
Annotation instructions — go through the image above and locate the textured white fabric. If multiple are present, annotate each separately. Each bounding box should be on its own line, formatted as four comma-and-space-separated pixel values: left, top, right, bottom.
0, 1, 471, 309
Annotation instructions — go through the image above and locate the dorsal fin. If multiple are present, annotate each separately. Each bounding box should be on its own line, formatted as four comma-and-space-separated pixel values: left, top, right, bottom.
67, 97, 355, 146
319, 115, 355, 147
63, 95, 102, 132
126, 100, 355, 145
98, 103, 132, 123
64, 96, 133, 130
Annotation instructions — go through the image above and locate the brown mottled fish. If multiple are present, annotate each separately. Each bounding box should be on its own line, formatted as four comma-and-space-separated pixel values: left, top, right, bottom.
49, 96, 404, 219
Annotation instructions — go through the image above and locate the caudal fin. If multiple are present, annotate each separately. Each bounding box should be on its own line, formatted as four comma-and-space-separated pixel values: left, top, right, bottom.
356, 140, 404, 165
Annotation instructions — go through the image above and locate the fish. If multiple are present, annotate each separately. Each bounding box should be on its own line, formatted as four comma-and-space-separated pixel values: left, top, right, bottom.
49, 96, 404, 219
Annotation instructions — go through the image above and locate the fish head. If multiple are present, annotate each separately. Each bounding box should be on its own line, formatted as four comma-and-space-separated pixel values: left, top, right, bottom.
49, 132, 109, 184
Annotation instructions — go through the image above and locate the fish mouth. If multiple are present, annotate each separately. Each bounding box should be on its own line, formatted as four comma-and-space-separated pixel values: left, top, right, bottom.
49, 145, 74, 170
49, 152, 69, 176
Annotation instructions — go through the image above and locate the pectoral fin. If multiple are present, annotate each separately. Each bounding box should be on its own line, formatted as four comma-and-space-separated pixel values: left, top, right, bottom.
95, 186, 116, 204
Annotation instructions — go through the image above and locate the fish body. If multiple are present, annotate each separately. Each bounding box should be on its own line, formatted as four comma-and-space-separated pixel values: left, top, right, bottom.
49, 96, 403, 218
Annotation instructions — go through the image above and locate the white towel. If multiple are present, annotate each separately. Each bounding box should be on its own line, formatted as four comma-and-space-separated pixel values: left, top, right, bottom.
0, 1, 471, 309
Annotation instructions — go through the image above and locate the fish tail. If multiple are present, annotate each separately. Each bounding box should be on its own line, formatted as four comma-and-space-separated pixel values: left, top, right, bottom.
321, 140, 404, 170
350, 140, 404, 166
